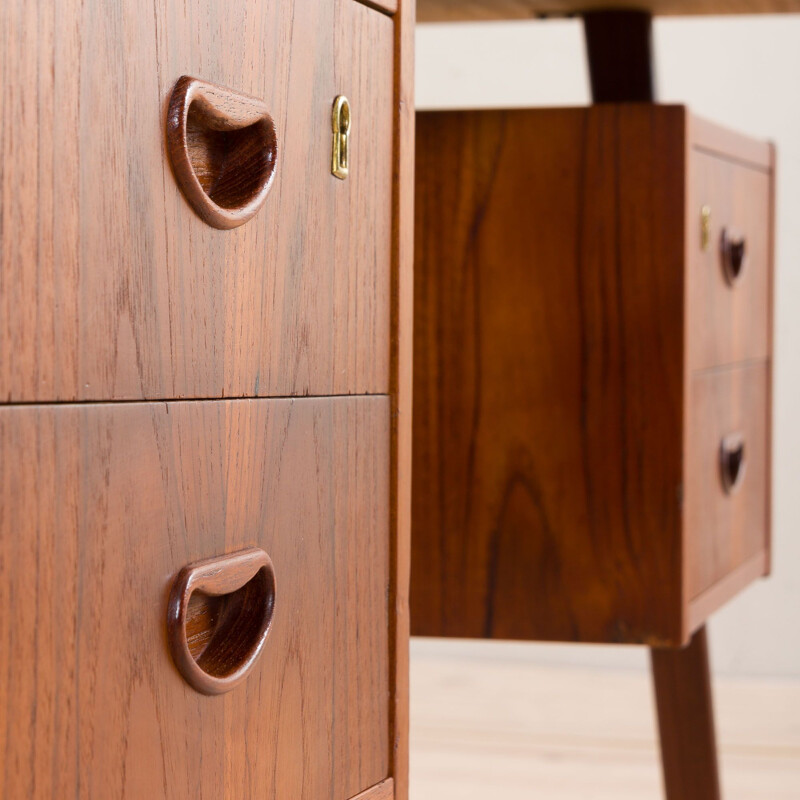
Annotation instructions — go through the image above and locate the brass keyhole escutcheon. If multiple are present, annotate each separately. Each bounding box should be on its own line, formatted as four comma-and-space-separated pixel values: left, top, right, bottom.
332, 96, 351, 180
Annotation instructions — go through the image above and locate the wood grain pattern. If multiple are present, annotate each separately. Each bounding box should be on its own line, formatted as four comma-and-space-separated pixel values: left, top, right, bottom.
412, 106, 687, 645
685, 363, 769, 602
687, 150, 771, 371
417, 0, 800, 22
389, 1, 415, 799
411, 105, 773, 647
651, 627, 722, 800
0, 0, 392, 402
0, 396, 390, 799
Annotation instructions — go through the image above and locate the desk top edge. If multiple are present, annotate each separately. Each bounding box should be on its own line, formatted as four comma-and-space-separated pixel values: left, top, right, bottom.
418, 0, 800, 23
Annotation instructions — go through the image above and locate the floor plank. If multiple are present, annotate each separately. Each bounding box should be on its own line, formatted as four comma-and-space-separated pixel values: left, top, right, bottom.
410, 641, 800, 799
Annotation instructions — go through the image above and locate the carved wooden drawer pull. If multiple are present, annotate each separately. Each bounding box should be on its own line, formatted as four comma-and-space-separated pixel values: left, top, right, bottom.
166, 76, 278, 229
167, 547, 276, 695
721, 227, 747, 286
720, 432, 746, 494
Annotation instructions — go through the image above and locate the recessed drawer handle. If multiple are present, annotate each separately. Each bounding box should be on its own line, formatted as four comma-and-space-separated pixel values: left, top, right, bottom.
720, 228, 746, 286
166, 76, 278, 230
167, 547, 276, 695
720, 432, 746, 494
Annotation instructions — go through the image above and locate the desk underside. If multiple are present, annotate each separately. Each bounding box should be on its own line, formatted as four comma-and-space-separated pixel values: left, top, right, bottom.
418, 0, 800, 22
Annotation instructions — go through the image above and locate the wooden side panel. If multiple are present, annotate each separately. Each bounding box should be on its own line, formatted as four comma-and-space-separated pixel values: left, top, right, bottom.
0, 0, 392, 402
0, 397, 390, 799
685, 363, 769, 603
687, 150, 771, 371
389, 0, 415, 798
411, 106, 686, 645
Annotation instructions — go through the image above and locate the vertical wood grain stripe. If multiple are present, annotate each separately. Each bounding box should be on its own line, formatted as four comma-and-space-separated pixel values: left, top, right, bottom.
349, 778, 395, 800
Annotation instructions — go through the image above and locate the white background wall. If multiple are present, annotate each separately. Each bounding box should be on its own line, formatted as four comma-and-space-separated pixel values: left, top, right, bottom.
414, 15, 800, 678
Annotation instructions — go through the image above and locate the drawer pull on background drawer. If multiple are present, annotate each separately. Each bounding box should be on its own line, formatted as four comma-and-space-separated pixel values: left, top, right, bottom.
166, 76, 278, 230
700, 205, 712, 251
720, 432, 747, 494
721, 227, 747, 285
167, 547, 276, 695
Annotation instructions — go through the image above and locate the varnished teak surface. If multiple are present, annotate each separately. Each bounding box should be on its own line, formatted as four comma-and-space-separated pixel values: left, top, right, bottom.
1, 0, 412, 797
390, 0, 417, 798
0, 0, 392, 402
0, 397, 390, 799
685, 365, 769, 601
687, 147, 771, 371
411, 106, 773, 647
413, 107, 686, 645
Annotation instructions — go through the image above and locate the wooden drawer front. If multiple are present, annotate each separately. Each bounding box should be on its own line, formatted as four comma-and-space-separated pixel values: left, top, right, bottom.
687, 150, 771, 371
0, 397, 389, 799
685, 363, 769, 602
0, 0, 392, 402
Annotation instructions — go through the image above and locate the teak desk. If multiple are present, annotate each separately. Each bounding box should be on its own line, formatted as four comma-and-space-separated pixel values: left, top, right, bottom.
0, 1, 414, 798
412, 2, 791, 799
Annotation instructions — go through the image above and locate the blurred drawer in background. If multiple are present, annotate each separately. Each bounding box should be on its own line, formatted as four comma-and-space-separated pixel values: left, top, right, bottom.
410, 104, 774, 647
687, 121, 773, 371
686, 362, 770, 621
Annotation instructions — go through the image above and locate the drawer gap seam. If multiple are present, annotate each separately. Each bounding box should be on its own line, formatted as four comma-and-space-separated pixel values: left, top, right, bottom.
692, 144, 772, 174
0, 392, 391, 410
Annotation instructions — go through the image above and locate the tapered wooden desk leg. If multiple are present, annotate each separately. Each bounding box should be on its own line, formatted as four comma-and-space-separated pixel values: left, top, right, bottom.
585, 17, 722, 797
651, 626, 722, 800
583, 9, 655, 103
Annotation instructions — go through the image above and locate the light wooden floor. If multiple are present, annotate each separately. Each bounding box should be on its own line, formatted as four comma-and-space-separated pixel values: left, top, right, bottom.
410, 644, 800, 799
